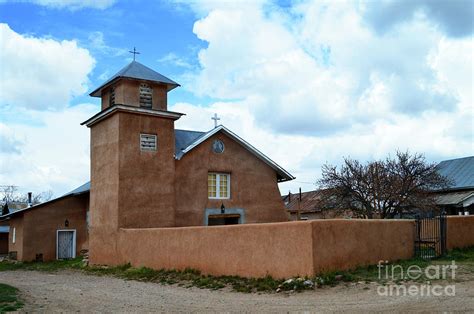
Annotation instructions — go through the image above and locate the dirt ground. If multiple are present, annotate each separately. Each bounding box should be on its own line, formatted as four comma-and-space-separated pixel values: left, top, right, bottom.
1, 270, 473, 313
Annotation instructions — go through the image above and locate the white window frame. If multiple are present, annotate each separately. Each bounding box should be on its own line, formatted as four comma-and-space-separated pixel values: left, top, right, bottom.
208, 173, 231, 200
12, 227, 15, 244
56, 229, 77, 260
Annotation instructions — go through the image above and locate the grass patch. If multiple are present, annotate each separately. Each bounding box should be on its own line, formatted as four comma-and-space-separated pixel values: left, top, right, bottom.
0, 283, 23, 312
1, 246, 472, 294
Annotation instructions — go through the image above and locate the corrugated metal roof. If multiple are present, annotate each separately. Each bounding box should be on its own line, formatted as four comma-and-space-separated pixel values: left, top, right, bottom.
436, 156, 474, 190
90, 61, 180, 97
284, 190, 324, 213
436, 191, 474, 205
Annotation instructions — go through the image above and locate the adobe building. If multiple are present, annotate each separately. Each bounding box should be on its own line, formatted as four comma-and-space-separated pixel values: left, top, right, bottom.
0, 183, 89, 261
82, 61, 294, 264
0, 60, 294, 262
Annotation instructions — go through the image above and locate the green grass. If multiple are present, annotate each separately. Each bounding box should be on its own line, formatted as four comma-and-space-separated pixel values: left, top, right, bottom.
0, 284, 23, 313
1, 246, 473, 294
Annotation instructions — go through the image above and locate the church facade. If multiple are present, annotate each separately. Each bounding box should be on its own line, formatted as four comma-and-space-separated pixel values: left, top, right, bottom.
84, 61, 294, 263
83, 61, 294, 229
0, 61, 294, 262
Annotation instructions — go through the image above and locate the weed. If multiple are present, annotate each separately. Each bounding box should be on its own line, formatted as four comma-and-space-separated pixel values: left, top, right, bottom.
0, 283, 24, 312
0, 246, 472, 294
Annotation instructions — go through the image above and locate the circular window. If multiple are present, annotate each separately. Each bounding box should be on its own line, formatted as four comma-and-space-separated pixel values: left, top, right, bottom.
212, 139, 225, 154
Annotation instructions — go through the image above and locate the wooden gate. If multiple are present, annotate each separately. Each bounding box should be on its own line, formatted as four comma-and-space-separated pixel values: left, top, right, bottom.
414, 214, 447, 259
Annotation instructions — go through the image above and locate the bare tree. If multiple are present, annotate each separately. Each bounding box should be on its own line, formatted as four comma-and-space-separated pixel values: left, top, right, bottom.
0, 185, 19, 203
318, 151, 451, 219
0, 185, 54, 206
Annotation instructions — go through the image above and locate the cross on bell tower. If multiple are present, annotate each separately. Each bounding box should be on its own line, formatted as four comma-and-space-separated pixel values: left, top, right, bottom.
211, 113, 221, 128
129, 47, 140, 61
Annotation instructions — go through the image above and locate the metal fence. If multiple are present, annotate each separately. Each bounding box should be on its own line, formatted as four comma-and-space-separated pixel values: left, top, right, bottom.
414, 213, 447, 259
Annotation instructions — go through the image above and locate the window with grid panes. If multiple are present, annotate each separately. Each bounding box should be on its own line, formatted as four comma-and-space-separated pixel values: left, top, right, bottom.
208, 173, 230, 199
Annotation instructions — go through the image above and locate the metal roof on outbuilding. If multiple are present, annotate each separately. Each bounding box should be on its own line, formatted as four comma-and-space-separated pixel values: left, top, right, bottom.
90, 61, 180, 97
436, 156, 474, 190
436, 190, 474, 206
62, 182, 90, 197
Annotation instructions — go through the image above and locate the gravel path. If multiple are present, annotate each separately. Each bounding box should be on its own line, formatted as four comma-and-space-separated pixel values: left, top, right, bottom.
1, 270, 473, 313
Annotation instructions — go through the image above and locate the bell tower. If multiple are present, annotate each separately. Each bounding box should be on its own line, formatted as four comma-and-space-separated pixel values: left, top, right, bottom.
82, 61, 183, 264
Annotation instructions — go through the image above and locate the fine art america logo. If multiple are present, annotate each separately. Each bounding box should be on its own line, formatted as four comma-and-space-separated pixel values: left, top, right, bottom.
377, 260, 457, 297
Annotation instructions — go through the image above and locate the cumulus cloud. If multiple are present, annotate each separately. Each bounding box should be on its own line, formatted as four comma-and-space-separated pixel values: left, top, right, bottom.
0, 124, 24, 154
361, 0, 474, 38
172, 0, 472, 192
184, 1, 461, 136
0, 104, 97, 195
0, 23, 95, 110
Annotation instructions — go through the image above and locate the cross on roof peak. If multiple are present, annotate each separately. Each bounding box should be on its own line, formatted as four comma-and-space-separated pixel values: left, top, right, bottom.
129, 47, 140, 61
211, 113, 221, 128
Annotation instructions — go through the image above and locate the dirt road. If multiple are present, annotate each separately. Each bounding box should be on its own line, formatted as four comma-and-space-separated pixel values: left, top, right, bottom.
1, 270, 473, 313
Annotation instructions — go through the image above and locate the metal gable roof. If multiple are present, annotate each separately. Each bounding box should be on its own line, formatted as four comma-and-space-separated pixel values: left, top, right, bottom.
177, 125, 295, 182
435, 191, 474, 206
90, 61, 180, 97
175, 129, 206, 159
62, 182, 90, 197
436, 156, 474, 190
0, 182, 90, 219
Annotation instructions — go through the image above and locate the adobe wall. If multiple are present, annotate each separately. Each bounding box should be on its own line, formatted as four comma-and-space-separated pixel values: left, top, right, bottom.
89, 113, 120, 265
117, 112, 176, 228
311, 219, 414, 274
20, 194, 89, 262
175, 132, 288, 227
101, 80, 168, 110
8, 215, 23, 260
112, 219, 414, 278
117, 221, 314, 279
447, 216, 474, 249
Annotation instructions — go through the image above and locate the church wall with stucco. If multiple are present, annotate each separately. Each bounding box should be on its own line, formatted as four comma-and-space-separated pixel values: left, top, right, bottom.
89, 113, 121, 265
117, 111, 176, 228
174, 132, 289, 227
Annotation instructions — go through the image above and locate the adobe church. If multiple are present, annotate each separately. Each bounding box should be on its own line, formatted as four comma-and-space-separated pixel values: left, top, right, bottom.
1, 61, 294, 261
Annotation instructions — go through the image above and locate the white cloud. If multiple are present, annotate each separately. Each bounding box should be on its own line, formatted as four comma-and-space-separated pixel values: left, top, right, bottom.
172, 0, 473, 193
87, 31, 127, 57
158, 53, 194, 69
0, 23, 95, 110
7, 0, 117, 10
0, 104, 97, 197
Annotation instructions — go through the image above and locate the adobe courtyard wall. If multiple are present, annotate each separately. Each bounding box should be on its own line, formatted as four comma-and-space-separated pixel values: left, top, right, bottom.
105, 218, 421, 279
117, 221, 314, 279
88, 215, 474, 279
310, 219, 414, 274
447, 216, 474, 249
174, 132, 289, 227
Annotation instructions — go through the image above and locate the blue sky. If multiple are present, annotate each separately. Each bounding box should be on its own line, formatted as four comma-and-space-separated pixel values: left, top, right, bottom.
0, 0, 473, 197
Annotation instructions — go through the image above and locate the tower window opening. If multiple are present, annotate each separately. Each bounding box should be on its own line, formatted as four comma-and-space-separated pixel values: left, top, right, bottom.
139, 83, 153, 108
